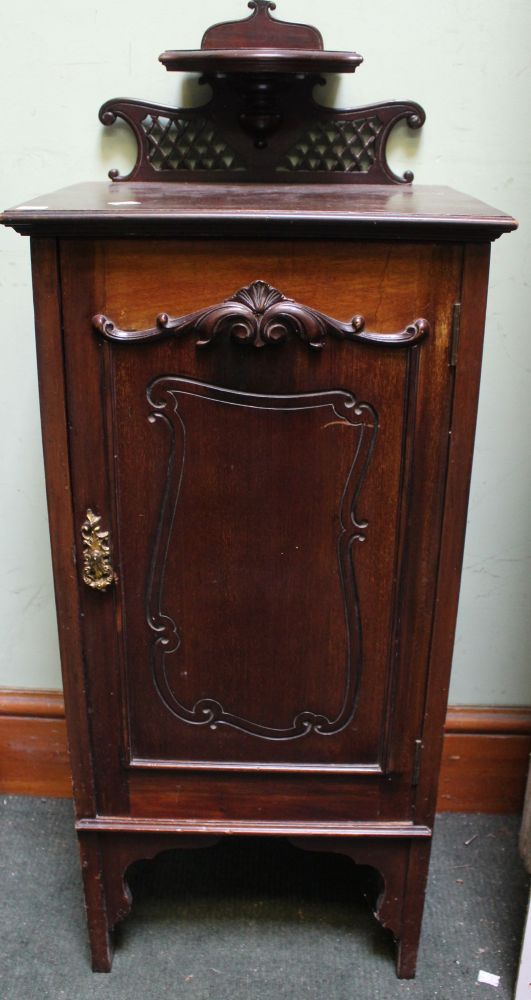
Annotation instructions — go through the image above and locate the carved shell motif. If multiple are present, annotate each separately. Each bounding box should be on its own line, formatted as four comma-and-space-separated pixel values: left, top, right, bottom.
192, 279, 336, 348
232, 279, 285, 312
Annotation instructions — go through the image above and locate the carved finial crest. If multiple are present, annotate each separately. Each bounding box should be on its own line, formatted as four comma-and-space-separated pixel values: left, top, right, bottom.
248, 0, 277, 12
199, 0, 324, 52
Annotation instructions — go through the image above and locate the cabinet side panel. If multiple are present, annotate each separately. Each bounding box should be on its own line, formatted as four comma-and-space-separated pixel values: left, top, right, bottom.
30, 237, 95, 816
59, 240, 130, 817
415, 242, 492, 823
382, 242, 464, 786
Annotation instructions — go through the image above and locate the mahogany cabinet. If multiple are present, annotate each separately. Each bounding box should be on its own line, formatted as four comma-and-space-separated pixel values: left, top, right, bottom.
1, 1, 516, 980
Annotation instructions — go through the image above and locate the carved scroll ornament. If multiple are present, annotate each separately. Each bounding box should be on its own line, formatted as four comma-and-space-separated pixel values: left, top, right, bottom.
99, 96, 425, 185
93, 280, 429, 351
146, 378, 377, 740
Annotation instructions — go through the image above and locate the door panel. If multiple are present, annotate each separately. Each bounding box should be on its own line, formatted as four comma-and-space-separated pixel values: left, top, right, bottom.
146, 380, 377, 742
109, 337, 411, 769
61, 239, 461, 818
119, 374, 381, 764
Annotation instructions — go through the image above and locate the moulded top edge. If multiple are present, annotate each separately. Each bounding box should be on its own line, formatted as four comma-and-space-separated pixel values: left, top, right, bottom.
1, 182, 518, 241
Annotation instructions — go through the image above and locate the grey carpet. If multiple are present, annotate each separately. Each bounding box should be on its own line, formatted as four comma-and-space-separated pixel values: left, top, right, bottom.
0, 797, 528, 1000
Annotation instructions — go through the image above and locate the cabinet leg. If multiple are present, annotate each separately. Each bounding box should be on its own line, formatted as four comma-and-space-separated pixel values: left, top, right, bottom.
395, 840, 431, 979
289, 835, 432, 980
78, 833, 114, 972
397, 938, 419, 980
76, 830, 220, 972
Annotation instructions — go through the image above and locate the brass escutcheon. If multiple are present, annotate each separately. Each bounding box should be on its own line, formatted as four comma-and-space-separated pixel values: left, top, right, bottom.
81, 508, 116, 591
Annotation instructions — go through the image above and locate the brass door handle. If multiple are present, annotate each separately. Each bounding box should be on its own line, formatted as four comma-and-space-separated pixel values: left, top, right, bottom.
81, 509, 116, 591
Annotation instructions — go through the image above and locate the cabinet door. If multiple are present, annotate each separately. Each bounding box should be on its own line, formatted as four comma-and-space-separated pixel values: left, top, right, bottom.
61, 239, 461, 821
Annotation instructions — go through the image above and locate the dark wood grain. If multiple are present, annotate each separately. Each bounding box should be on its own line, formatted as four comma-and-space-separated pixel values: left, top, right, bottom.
158, 48, 362, 74
49, 233, 460, 974
75, 239, 448, 791
126, 1, 366, 181
414, 243, 492, 829
161, 0, 356, 71
2, 183, 517, 240
78, 831, 220, 971
30, 238, 95, 816
198, 1, 329, 54
93, 279, 429, 349
97, 90, 421, 184
77, 816, 431, 836
58, 241, 130, 818
7, 220, 514, 980
142, 381, 377, 744
287, 836, 430, 979
14, 223, 510, 977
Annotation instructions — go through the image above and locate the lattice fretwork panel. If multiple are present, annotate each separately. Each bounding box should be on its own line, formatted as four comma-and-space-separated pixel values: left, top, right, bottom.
141, 114, 245, 172
278, 117, 384, 173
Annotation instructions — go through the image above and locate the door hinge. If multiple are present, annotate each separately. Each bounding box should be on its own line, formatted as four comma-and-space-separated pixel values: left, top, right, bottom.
449, 302, 461, 367
412, 738, 423, 787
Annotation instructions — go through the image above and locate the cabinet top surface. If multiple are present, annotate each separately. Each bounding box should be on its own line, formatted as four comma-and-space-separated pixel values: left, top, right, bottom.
1, 182, 516, 241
